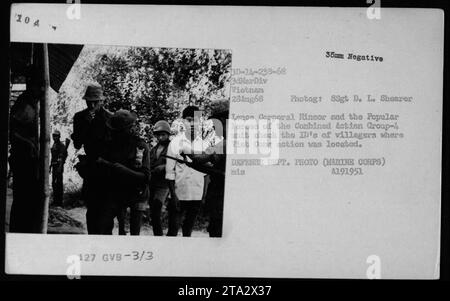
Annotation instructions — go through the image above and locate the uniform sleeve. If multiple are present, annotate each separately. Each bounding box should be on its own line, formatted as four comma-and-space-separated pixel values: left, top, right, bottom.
105, 142, 150, 185
62, 145, 68, 162
165, 139, 177, 181
141, 143, 151, 183
71, 113, 85, 150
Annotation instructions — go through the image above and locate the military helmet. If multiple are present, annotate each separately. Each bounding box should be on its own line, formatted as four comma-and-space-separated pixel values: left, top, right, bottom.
153, 120, 171, 134
106, 110, 137, 131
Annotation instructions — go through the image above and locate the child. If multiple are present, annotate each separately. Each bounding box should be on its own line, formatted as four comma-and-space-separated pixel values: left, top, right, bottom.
149, 120, 171, 236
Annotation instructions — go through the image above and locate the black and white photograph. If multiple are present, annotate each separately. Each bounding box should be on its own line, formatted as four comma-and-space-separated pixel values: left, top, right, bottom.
7, 42, 231, 237
2, 2, 447, 282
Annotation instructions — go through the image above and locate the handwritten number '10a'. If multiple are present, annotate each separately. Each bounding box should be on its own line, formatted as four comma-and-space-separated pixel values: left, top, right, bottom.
15, 14, 40, 27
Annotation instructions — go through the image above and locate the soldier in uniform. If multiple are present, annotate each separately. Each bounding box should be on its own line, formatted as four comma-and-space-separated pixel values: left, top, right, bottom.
71, 84, 113, 234
50, 130, 69, 207
149, 120, 171, 236
95, 110, 151, 235
8, 66, 43, 233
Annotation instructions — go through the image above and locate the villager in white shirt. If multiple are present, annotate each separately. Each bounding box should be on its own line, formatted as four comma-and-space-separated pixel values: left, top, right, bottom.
165, 105, 206, 237
165, 134, 205, 200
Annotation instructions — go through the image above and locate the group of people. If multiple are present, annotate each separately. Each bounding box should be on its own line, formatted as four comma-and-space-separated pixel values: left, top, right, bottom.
68, 84, 227, 237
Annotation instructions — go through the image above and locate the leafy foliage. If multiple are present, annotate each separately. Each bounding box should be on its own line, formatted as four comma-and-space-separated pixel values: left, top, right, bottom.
90, 47, 231, 132
49, 45, 231, 196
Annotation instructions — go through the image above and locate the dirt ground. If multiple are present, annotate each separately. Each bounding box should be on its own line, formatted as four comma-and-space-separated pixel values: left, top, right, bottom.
5, 187, 209, 237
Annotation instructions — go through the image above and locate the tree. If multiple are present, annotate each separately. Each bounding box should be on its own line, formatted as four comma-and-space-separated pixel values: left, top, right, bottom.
90, 47, 232, 132
49, 45, 231, 191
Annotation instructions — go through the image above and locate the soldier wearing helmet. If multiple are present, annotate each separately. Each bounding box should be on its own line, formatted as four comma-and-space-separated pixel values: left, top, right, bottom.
148, 120, 171, 236
50, 130, 70, 207
94, 110, 150, 235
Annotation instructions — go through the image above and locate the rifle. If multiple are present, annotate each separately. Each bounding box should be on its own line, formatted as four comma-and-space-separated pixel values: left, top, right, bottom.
162, 154, 191, 165
162, 154, 224, 177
